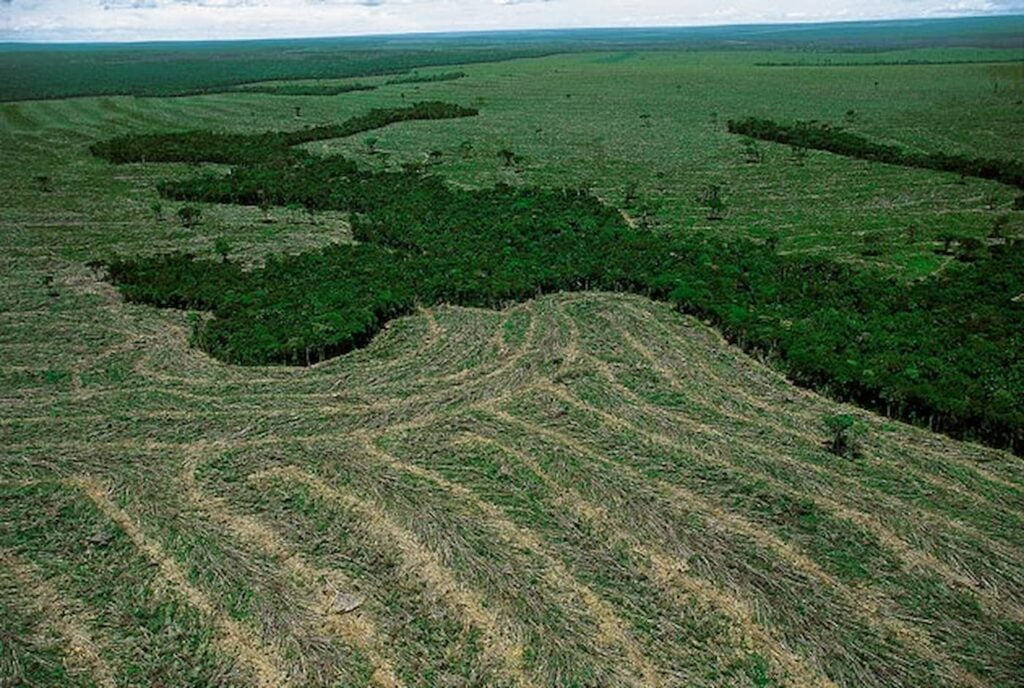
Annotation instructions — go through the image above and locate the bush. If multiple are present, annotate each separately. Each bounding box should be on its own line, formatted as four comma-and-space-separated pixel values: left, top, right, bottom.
177, 205, 202, 228
385, 71, 467, 85
824, 414, 866, 458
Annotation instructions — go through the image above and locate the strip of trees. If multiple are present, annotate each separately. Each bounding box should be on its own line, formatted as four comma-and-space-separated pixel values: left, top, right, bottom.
234, 82, 378, 96
728, 117, 1024, 189
385, 71, 467, 85
89, 101, 478, 165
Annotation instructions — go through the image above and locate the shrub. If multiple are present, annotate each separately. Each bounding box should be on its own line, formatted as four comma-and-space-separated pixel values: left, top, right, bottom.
177, 205, 202, 228
824, 414, 865, 457
699, 184, 726, 220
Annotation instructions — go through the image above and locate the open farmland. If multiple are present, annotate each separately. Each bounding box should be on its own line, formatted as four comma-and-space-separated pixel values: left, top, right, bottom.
2, 22, 1024, 688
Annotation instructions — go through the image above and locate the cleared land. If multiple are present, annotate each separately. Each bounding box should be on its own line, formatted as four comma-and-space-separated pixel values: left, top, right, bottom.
2, 35, 1023, 687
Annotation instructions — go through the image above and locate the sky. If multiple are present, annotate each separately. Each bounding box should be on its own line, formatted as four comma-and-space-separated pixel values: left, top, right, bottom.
1, 0, 1022, 42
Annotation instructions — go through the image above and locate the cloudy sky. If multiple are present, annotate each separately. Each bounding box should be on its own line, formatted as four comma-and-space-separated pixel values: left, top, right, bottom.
1, 0, 1022, 42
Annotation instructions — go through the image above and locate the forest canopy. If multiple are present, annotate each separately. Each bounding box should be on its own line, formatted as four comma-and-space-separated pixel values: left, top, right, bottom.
92, 103, 1024, 453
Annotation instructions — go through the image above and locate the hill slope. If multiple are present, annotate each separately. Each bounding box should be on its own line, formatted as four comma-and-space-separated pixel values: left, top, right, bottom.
3, 289, 1023, 687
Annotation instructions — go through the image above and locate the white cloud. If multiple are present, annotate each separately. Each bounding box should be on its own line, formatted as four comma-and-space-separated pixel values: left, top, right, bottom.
0, 0, 1021, 41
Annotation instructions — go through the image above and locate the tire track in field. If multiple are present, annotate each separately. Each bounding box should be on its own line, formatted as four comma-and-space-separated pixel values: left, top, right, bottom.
357, 434, 662, 688
358, 303, 538, 403
620, 298, 1024, 492
454, 429, 838, 688
606, 307, 1024, 551
614, 304, 1024, 514
180, 448, 404, 688
67, 475, 292, 688
593, 337, 1024, 602
566, 304, 1024, 573
479, 404, 991, 688
0, 547, 117, 688
249, 465, 539, 688
552, 368, 1024, 626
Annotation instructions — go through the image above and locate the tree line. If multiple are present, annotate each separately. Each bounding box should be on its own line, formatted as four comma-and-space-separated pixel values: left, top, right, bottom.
234, 82, 378, 96
88, 101, 478, 165
728, 117, 1024, 189
385, 72, 467, 85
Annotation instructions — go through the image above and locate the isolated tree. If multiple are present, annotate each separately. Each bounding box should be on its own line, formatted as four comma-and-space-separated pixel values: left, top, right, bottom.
214, 238, 232, 263
790, 145, 807, 166
989, 215, 1009, 240
742, 138, 763, 164
177, 205, 202, 228
150, 201, 164, 221
824, 413, 865, 458
699, 184, 726, 220
364, 136, 379, 154
258, 196, 273, 224
294, 106, 302, 118
34, 175, 53, 193
956, 237, 986, 262
623, 181, 639, 206
497, 148, 518, 168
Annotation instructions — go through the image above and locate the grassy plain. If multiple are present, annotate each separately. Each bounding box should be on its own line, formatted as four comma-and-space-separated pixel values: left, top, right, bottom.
2, 36, 1024, 687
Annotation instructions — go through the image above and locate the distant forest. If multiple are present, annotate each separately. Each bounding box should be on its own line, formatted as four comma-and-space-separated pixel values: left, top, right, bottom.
2, 15, 1022, 101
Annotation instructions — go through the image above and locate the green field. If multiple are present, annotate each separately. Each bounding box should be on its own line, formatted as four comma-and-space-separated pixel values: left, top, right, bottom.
2, 20, 1024, 687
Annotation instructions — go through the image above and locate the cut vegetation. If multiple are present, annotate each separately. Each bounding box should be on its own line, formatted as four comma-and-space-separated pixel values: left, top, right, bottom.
2, 19, 1023, 687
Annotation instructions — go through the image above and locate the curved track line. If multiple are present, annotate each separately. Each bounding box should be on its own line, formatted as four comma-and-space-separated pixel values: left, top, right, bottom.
540, 375, 1024, 630
457, 432, 838, 688
620, 299, 1024, 492
611, 307, 1024, 522
180, 449, 404, 688
481, 406, 990, 688
357, 435, 661, 687
67, 475, 292, 688
250, 465, 538, 688
0, 548, 117, 688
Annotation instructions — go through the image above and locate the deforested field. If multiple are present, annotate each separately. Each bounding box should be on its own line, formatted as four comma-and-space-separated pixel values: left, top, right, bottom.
2, 22, 1024, 688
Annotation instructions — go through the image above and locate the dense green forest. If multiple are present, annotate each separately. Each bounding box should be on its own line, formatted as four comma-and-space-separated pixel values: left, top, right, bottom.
0, 45, 541, 101
729, 117, 1024, 189
3, 16, 1021, 101
91, 103, 1024, 453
